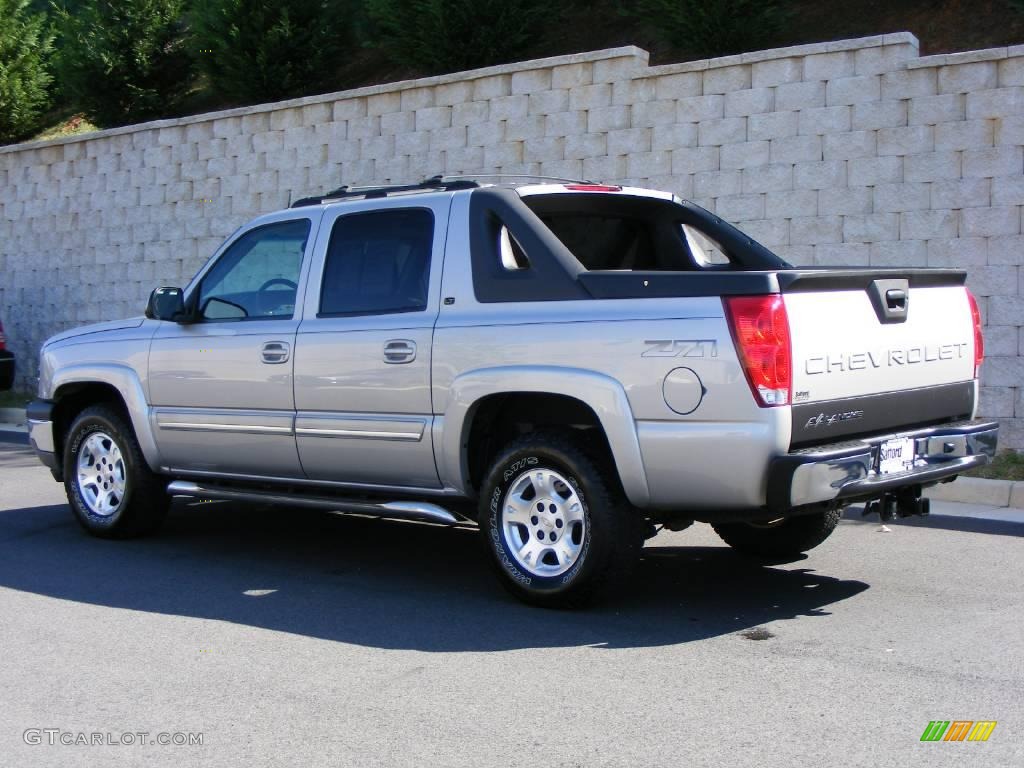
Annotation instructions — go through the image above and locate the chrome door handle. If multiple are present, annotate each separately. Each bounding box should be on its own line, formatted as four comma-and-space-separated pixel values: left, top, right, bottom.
261, 341, 290, 364
383, 339, 416, 364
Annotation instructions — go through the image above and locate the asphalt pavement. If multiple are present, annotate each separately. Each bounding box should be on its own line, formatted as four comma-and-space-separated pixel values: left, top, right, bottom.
0, 441, 1021, 767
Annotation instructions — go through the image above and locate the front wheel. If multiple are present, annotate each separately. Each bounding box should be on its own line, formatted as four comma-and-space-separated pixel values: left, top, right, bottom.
712, 509, 841, 558
478, 431, 643, 608
63, 404, 169, 538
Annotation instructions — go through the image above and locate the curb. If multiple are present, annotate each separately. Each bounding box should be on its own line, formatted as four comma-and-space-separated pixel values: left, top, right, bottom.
0, 408, 30, 447
0, 428, 28, 445
0, 407, 26, 426
924, 476, 1024, 509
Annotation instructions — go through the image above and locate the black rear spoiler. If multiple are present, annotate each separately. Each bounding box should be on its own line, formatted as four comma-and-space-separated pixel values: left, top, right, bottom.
777, 268, 966, 293
579, 268, 967, 300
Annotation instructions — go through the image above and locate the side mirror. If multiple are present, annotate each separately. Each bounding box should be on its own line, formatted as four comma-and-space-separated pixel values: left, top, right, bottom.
146, 287, 187, 322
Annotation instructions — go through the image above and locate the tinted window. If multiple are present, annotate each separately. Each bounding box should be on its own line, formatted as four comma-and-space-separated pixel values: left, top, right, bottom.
319, 209, 434, 316
539, 214, 657, 270
523, 193, 754, 272
198, 219, 310, 321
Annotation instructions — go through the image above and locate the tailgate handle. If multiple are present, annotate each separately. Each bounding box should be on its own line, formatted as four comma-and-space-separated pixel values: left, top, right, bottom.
869, 278, 909, 324
885, 289, 907, 310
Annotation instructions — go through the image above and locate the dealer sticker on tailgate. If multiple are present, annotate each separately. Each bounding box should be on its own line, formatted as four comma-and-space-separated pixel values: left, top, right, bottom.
879, 438, 916, 475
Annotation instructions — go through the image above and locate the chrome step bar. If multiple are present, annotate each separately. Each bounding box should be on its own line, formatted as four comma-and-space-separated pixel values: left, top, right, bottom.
166, 480, 461, 525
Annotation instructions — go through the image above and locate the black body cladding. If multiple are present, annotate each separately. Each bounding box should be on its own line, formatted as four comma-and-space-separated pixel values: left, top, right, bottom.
790, 381, 975, 449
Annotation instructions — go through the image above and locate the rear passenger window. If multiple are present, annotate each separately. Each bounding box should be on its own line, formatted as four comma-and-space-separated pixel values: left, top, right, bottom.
319, 209, 434, 317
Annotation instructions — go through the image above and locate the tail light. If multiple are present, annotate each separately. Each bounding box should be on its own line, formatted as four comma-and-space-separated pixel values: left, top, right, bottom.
966, 288, 984, 378
563, 184, 622, 192
724, 295, 792, 407
0, 321, 5, 351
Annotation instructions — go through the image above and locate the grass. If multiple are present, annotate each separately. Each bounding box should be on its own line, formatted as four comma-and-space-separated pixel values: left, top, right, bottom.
965, 450, 1024, 482
30, 113, 99, 143
0, 390, 33, 409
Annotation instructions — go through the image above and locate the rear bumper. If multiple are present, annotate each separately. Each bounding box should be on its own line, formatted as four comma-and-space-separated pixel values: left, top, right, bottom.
768, 419, 999, 511
0, 350, 13, 390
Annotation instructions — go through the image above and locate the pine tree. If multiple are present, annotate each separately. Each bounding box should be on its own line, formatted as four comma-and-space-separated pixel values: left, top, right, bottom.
54, 0, 194, 126
191, 0, 359, 103
364, 0, 550, 73
625, 0, 789, 59
0, 0, 54, 144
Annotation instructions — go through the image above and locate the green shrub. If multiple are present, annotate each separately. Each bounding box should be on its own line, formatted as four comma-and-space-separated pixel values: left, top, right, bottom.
190, 0, 361, 103
965, 449, 1024, 481
53, 0, 194, 126
0, 0, 54, 144
625, 0, 789, 59
365, 0, 550, 73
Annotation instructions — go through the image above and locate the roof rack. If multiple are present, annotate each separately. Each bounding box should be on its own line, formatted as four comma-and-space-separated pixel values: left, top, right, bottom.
289, 173, 607, 208
290, 176, 479, 208
436, 173, 596, 185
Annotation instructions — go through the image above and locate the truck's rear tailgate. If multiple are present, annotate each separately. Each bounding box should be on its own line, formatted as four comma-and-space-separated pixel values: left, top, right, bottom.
784, 279, 976, 448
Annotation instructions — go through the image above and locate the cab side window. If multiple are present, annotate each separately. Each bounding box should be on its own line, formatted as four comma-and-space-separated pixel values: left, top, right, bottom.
319, 209, 434, 317
197, 219, 310, 321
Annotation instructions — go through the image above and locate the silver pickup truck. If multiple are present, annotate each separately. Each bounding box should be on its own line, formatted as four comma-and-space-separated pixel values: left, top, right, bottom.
27, 176, 998, 606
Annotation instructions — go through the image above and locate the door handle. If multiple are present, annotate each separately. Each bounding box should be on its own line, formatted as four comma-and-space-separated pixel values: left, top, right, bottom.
261, 341, 290, 364
383, 339, 416, 364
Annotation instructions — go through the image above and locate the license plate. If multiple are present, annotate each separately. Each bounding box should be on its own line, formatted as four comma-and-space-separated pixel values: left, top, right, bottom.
879, 438, 916, 475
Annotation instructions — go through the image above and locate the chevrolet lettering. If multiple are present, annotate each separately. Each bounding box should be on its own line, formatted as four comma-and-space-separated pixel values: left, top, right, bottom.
805, 342, 969, 375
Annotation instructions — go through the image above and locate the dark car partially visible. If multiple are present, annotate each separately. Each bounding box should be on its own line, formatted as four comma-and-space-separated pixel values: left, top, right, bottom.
0, 320, 14, 391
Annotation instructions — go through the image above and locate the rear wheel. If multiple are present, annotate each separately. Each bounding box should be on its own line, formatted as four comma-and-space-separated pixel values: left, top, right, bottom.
63, 404, 169, 538
712, 509, 840, 558
478, 431, 643, 608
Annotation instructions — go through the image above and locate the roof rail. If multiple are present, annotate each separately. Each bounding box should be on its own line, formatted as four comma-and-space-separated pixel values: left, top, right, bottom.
290, 176, 479, 208
436, 173, 596, 185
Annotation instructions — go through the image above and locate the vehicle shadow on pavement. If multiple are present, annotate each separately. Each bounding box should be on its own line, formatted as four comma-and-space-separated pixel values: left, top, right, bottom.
0, 500, 869, 651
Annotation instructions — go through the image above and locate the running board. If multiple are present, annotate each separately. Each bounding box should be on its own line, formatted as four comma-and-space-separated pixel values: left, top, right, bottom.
166, 480, 461, 525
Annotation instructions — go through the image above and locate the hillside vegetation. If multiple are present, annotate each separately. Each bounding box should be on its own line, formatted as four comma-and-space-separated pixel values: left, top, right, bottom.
4, 0, 1024, 145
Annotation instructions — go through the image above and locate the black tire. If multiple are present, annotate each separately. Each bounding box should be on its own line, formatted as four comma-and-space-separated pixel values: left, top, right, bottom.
478, 431, 643, 608
712, 509, 841, 558
63, 404, 169, 538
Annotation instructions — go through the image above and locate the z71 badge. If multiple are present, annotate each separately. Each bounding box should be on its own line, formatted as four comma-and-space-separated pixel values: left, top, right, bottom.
642, 339, 718, 358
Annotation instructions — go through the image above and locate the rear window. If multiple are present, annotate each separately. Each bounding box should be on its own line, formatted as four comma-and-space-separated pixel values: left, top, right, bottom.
521, 193, 743, 271
533, 214, 656, 270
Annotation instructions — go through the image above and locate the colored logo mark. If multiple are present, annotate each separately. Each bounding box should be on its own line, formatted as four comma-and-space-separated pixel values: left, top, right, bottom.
920, 721, 997, 742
